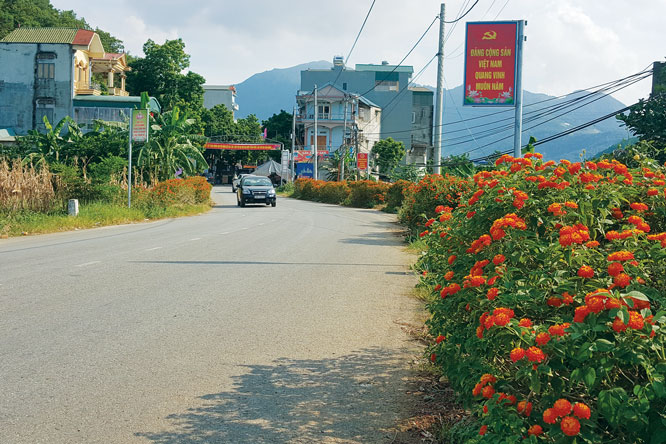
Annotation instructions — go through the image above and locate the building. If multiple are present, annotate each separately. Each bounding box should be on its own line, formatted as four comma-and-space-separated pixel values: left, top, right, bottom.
203, 85, 238, 117
300, 59, 433, 165
295, 83, 381, 178
0, 27, 134, 134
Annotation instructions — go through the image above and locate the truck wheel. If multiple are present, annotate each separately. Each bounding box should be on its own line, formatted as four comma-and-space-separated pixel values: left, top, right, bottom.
271, 201, 276, 207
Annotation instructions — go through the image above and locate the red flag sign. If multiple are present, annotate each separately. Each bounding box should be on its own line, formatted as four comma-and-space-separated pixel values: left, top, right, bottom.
464, 21, 518, 106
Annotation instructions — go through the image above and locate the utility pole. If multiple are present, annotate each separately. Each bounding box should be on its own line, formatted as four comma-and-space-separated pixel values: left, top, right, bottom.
513, 20, 526, 158
433, 3, 445, 174
313, 85, 318, 180
291, 106, 296, 182
341, 98, 348, 181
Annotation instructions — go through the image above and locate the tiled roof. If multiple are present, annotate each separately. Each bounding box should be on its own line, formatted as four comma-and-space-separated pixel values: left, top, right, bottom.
1, 27, 80, 44
72, 29, 95, 46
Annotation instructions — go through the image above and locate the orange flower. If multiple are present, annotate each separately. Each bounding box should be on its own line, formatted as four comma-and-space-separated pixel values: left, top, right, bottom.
608, 250, 635, 261
608, 262, 624, 277
630, 202, 648, 212
613, 273, 631, 288
479, 425, 488, 435
553, 398, 573, 416
535, 332, 551, 346
436, 334, 446, 343
517, 400, 533, 417
482, 385, 495, 399
528, 424, 543, 436
448, 255, 456, 265
492, 254, 506, 265
444, 271, 454, 281
525, 346, 546, 363
578, 265, 594, 278
518, 318, 532, 327
510, 347, 525, 362
543, 408, 558, 424
628, 311, 645, 330
573, 402, 591, 420
561, 416, 581, 436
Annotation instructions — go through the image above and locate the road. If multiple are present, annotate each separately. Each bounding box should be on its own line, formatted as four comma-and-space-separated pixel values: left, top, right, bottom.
0, 186, 420, 444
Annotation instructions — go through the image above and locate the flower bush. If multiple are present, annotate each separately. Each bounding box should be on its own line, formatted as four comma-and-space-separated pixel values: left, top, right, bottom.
399, 174, 471, 236
292, 178, 389, 208
385, 179, 411, 213
347, 180, 389, 208
135, 176, 211, 208
419, 153, 666, 443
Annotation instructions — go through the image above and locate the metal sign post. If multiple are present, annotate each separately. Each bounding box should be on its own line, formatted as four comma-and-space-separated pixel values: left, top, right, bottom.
513, 20, 526, 158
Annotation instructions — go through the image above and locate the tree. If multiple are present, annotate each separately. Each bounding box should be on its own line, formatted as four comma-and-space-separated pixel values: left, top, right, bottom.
137, 106, 208, 182
262, 110, 293, 148
371, 137, 405, 177
617, 93, 666, 161
126, 38, 205, 111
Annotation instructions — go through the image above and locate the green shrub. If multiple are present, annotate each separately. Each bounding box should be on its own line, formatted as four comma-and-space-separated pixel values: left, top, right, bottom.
385, 179, 411, 213
418, 153, 666, 443
346, 180, 389, 208
399, 174, 472, 235
318, 181, 350, 204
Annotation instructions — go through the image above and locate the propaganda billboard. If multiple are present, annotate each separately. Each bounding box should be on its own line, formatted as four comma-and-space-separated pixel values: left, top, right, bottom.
131, 109, 149, 142
463, 21, 518, 106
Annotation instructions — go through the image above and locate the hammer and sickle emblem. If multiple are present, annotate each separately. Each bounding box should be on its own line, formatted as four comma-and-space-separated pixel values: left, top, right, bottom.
482, 31, 497, 40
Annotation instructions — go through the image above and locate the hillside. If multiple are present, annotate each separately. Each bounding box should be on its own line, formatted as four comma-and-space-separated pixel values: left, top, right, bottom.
234, 61, 630, 161
235, 61, 332, 121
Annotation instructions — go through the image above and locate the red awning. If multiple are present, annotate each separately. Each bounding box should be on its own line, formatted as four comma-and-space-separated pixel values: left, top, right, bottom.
204, 142, 279, 151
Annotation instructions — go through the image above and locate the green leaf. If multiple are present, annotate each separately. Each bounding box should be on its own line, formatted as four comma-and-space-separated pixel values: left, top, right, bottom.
584, 367, 597, 387
595, 339, 615, 352
625, 291, 650, 301
654, 381, 666, 398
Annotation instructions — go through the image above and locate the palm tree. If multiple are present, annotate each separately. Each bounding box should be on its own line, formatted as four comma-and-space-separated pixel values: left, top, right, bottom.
137, 106, 208, 182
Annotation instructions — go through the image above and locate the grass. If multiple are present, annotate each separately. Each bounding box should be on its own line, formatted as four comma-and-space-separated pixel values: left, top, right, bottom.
0, 202, 211, 237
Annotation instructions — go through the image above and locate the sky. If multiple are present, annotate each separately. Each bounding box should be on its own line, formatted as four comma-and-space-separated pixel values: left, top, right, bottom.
51, 0, 664, 106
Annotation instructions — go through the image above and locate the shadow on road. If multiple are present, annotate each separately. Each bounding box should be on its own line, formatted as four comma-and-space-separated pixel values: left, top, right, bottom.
136, 347, 413, 444
339, 231, 405, 247
129, 260, 407, 268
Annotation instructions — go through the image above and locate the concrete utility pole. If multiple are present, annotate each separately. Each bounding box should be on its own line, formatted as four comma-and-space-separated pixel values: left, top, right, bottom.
313, 85, 318, 180
513, 20, 526, 158
291, 106, 296, 181
341, 98, 348, 181
433, 3, 445, 174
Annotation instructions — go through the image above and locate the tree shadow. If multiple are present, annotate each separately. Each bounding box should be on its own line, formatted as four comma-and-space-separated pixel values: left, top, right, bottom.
136, 347, 415, 443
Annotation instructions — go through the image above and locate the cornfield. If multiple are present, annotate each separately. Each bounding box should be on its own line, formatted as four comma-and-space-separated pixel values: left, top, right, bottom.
0, 158, 56, 212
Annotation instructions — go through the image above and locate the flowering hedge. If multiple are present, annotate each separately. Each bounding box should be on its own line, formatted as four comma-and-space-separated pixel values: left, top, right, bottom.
418, 153, 666, 443
399, 174, 472, 236
135, 176, 212, 208
292, 178, 393, 208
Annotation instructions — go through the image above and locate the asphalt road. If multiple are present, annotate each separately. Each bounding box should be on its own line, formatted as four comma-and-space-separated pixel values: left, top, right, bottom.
0, 186, 420, 444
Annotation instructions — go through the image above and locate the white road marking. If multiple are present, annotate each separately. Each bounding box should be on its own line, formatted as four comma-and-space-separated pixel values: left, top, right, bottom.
76, 261, 100, 267
220, 232, 230, 235
190, 238, 201, 241
240, 228, 249, 231
258, 223, 265, 226
146, 247, 162, 251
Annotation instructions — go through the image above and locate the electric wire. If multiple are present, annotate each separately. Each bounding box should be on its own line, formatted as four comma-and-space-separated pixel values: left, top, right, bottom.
443, 0, 480, 23
331, 0, 377, 88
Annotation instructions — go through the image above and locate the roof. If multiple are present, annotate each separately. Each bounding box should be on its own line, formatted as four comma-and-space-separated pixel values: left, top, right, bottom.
409, 86, 433, 93
1, 27, 79, 44
73, 95, 162, 112
0, 128, 17, 142
355, 63, 413, 74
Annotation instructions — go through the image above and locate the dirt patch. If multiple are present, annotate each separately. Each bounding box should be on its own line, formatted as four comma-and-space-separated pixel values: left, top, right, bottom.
387, 322, 470, 444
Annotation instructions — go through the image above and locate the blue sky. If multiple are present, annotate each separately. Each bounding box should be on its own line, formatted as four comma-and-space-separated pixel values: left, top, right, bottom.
51, 0, 664, 105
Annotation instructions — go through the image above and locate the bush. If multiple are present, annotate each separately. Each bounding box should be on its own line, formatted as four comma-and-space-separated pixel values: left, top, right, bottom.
0, 158, 56, 212
318, 181, 350, 204
399, 174, 472, 235
346, 180, 389, 208
385, 179, 411, 213
418, 153, 666, 443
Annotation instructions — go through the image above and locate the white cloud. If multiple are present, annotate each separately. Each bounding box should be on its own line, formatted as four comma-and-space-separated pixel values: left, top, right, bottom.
50, 0, 663, 105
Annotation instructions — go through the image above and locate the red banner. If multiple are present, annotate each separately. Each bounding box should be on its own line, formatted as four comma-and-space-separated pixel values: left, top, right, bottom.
204, 142, 280, 151
464, 21, 518, 106
357, 153, 368, 170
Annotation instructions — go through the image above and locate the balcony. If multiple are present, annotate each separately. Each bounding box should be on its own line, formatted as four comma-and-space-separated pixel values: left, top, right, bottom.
299, 113, 350, 122
75, 81, 101, 96
109, 87, 129, 97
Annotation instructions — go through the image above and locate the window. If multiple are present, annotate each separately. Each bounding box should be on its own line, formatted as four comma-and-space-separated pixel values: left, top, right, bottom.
375, 80, 399, 91
317, 104, 330, 119
342, 82, 347, 90
37, 63, 55, 79
412, 111, 416, 123
36, 106, 54, 129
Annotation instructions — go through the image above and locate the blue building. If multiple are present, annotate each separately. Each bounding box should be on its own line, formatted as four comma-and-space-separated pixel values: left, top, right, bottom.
300, 58, 434, 166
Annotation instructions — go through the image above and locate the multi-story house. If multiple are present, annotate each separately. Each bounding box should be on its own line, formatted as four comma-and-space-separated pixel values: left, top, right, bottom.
300, 58, 433, 166
203, 85, 239, 118
295, 83, 381, 178
0, 27, 139, 134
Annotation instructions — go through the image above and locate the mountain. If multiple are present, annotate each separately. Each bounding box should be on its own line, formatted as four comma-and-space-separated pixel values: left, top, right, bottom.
234, 61, 631, 160
235, 60, 332, 121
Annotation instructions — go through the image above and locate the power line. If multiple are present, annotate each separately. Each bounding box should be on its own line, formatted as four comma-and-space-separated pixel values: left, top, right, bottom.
443, 0, 480, 23
494, 0, 511, 19
356, 15, 440, 98
331, 0, 377, 88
